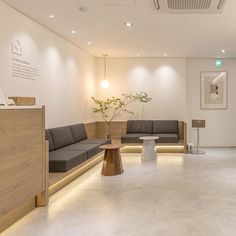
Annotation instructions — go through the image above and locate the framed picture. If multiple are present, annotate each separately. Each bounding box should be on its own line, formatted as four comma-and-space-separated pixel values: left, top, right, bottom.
200, 71, 227, 110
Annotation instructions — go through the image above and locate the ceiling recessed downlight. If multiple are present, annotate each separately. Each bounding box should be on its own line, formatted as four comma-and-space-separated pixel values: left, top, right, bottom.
221, 49, 226, 53
137, 53, 140, 57
87, 41, 92, 45
49, 14, 54, 18
71, 30, 76, 34
164, 53, 168, 57
125, 22, 132, 27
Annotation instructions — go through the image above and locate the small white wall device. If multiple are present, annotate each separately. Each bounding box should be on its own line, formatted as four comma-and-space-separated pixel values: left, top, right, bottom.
0, 88, 7, 106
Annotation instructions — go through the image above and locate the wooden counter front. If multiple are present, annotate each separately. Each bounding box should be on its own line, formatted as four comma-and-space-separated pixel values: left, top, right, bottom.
0, 107, 47, 232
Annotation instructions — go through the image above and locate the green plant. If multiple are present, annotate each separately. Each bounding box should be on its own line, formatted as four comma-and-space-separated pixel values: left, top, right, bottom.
91, 92, 152, 138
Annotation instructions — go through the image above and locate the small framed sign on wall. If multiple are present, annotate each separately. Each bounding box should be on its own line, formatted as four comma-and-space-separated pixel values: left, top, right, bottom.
200, 71, 227, 110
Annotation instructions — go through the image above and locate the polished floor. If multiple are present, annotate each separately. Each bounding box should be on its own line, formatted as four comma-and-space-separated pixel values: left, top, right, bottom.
3, 149, 236, 236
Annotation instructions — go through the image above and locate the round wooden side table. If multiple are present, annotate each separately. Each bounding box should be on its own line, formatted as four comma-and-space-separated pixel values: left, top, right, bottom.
100, 144, 124, 176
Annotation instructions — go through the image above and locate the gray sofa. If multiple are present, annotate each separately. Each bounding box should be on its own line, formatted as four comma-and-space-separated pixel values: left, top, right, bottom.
46, 123, 111, 172
121, 120, 179, 144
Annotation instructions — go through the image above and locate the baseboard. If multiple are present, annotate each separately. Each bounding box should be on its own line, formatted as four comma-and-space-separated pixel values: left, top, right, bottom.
199, 146, 236, 148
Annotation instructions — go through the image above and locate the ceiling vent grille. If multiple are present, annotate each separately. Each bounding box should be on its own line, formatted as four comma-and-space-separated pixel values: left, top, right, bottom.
152, 0, 227, 13
167, 0, 211, 10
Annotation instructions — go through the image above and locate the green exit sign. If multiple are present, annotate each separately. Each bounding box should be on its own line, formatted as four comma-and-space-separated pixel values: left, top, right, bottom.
215, 59, 223, 67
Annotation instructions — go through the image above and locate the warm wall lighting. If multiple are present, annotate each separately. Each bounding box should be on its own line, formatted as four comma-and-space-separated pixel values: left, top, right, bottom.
87, 41, 92, 45
100, 54, 110, 89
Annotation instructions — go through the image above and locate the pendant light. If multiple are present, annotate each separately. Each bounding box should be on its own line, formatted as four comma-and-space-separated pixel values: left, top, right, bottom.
100, 54, 110, 89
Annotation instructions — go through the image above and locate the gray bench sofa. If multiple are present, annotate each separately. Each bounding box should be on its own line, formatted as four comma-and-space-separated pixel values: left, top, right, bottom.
121, 120, 179, 144
46, 123, 111, 172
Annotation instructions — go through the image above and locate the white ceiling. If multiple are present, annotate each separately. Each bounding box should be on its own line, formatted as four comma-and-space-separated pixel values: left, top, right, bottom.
2, 0, 236, 58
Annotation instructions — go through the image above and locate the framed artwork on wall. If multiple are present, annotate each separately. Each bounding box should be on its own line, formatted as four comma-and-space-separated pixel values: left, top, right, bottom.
200, 71, 227, 110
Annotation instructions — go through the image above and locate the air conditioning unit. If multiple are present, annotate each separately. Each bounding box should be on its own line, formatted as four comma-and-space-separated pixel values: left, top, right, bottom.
152, 0, 228, 13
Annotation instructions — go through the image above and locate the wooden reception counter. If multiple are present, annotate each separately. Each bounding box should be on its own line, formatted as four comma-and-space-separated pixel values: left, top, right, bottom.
0, 106, 48, 233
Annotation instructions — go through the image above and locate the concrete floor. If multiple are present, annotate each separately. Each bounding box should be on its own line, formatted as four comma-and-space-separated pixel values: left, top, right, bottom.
3, 149, 236, 236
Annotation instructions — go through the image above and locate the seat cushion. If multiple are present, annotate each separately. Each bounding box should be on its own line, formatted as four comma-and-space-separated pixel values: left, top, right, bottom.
49, 150, 87, 172
121, 133, 150, 143
50, 126, 74, 150
79, 138, 111, 146
61, 143, 102, 159
45, 129, 54, 151
70, 124, 88, 142
153, 133, 179, 143
152, 120, 178, 134
127, 120, 153, 134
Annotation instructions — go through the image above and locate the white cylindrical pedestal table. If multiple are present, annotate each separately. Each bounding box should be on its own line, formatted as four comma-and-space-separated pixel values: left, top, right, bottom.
139, 136, 159, 161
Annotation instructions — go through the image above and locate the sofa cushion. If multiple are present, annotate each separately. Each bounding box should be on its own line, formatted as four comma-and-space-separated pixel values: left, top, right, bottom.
153, 133, 178, 143
70, 123, 88, 142
49, 150, 87, 172
50, 126, 74, 150
121, 133, 150, 143
61, 143, 101, 159
127, 120, 152, 134
152, 120, 178, 134
45, 129, 54, 151
79, 138, 111, 146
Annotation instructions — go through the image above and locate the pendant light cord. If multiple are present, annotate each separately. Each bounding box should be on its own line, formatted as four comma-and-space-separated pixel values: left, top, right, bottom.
103, 54, 107, 80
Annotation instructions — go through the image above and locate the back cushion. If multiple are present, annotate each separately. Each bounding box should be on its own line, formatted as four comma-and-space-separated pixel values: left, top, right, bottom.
127, 120, 152, 134
45, 129, 54, 152
70, 123, 88, 142
50, 126, 74, 150
152, 120, 178, 134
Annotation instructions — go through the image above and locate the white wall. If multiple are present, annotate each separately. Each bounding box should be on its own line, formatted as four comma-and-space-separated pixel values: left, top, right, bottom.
96, 58, 186, 121
1, 2, 235, 146
186, 59, 236, 147
0, 1, 96, 128
96, 57, 236, 147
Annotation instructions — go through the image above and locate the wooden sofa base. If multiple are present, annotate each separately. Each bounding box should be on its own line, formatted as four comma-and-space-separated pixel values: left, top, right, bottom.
49, 152, 104, 196
97, 121, 188, 153
121, 143, 185, 153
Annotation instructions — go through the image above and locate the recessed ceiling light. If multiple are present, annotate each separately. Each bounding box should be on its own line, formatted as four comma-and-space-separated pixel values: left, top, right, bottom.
71, 30, 76, 34
125, 22, 132, 27
49, 14, 54, 19
87, 41, 92, 45
137, 53, 140, 57
221, 49, 226, 53
164, 53, 168, 57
